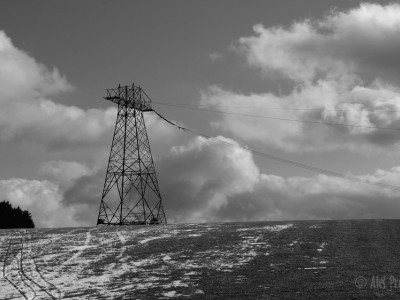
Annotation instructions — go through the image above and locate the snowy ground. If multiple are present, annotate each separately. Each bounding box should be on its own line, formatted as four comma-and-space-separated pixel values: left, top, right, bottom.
1, 220, 400, 299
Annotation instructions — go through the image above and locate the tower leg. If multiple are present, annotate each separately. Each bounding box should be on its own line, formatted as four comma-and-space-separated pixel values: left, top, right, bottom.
97, 104, 167, 225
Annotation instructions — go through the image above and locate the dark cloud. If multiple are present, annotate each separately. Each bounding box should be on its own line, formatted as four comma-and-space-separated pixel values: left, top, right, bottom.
154, 137, 400, 223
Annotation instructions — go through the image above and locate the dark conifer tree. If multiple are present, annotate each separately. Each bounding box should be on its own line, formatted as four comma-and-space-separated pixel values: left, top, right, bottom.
0, 200, 35, 229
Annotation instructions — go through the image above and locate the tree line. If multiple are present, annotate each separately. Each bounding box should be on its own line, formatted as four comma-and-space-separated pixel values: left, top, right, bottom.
0, 200, 35, 229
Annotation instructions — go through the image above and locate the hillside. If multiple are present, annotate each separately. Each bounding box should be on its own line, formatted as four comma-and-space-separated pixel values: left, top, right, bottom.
1, 220, 400, 299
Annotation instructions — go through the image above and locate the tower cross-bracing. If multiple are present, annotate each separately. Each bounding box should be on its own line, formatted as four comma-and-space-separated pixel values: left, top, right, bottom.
97, 83, 167, 225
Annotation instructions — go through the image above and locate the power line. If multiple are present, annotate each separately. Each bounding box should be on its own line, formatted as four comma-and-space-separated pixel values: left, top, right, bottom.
152, 109, 400, 193
152, 102, 400, 132
152, 101, 400, 113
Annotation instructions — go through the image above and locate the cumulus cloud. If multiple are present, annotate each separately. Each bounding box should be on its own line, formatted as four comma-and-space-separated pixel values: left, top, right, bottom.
0, 178, 82, 228
158, 136, 259, 223
0, 100, 118, 149
237, 3, 400, 84
0, 31, 72, 99
0, 30, 118, 149
3, 134, 400, 227
0, 160, 109, 227
201, 3, 400, 152
157, 136, 400, 223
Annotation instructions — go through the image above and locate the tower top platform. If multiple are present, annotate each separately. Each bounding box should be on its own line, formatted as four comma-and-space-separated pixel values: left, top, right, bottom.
104, 83, 152, 111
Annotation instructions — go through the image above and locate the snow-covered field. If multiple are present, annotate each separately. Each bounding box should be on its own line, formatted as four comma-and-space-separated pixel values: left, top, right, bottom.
1, 220, 400, 299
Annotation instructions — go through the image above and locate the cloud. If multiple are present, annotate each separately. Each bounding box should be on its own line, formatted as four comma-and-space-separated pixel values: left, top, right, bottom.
200, 3, 400, 152
209, 52, 225, 62
144, 112, 183, 158
3, 135, 400, 227
39, 160, 92, 190
0, 32, 72, 99
222, 171, 400, 222
0, 160, 107, 227
0, 30, 117, 150
0, 100, 118, 149
0, 160, 112, 227
158, 136, 259, 223
156, 136, 400, 223
0, 178, 82, 228
236, 3, 400, 84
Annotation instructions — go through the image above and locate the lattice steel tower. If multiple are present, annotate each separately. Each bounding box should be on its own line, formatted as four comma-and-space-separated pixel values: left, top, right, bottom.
97, 83, 167, 225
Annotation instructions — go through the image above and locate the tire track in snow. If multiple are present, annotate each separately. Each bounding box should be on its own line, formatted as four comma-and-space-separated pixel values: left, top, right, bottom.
22, 234, 61, 299
19, 234, 60, 300
4, 234, 41, 300
2, 237, 28, 300
16, 255, 37, 300
32, 257, 62, 299
63, 229, 93, 265
116, 231, 126, 260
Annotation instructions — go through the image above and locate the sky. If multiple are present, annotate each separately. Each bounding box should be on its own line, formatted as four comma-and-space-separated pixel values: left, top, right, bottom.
2, 1, 400, 227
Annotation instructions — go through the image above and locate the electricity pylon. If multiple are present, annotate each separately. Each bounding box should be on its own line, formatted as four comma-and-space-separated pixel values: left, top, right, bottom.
97, 83, 167, 225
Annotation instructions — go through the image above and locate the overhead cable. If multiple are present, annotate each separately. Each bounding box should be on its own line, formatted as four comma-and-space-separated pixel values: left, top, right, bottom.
152, 101, 400, 113
152, 109, 400, 193
152, 102, 400, 132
